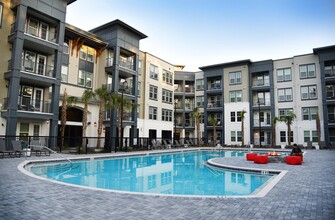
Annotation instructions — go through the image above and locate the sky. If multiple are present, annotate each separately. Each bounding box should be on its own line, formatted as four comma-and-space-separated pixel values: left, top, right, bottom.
66, 0, 335, 71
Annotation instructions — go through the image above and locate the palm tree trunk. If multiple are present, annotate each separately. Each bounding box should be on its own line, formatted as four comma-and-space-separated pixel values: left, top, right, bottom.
272, 125, 276, 147
213, 125, 216, 147
241, 119, 244, 147
118, 107, 122, 150
60, 88, 67, 152
288, 124, 291, 146
196, 120, 200, 148
82, 103, 88, 154
316, 114, 321, 147
97, 101, 104, 148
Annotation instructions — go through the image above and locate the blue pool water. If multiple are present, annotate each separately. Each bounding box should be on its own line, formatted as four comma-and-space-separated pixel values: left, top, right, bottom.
30, 150, 275, 196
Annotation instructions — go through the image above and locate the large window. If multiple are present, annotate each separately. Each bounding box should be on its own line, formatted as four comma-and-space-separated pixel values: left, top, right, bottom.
20, 123, 29, 138
162, 70, 173, 85
162, 89, 172, 103
229, 71, 242, 85
231, 112, 236, 122
231, 131, 242, 142
196, 96, 204, 107
78, 70, 92, 88
80, 46, 94, 62
278, 108, 293, 120
149, 106, 157, 120
162, 109, 172, 122
277, 68, 291, 82
138, 60, 142, 75
150, 64, 158, 80
301, 85, 317, 100
196, 79, 204, 90
300, 64, 316, 79
278, 88, 293, 102
229, 90, 242, 103
304, 130, 318, 142
302, 107, 318, 120
280, 131, 286, 142
61, 65, 68, 83
149, 85, 158, 100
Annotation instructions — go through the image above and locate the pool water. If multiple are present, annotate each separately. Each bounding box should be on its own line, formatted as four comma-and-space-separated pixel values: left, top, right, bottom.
30, 150, 275, 196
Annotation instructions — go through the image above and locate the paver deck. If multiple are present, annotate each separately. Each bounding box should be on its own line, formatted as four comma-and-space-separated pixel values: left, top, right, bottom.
0, 149, 335, 220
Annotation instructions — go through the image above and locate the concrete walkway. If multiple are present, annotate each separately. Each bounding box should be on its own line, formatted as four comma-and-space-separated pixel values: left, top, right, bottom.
0, 149, 334, 220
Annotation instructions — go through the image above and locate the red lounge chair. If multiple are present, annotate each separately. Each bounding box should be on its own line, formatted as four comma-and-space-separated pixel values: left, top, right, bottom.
246, 153, 258, 161
286, 156, 302, 165
254, 155, 268, 164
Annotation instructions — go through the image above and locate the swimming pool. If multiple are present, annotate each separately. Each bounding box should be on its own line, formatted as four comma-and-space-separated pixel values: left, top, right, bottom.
27, 150, 278, 197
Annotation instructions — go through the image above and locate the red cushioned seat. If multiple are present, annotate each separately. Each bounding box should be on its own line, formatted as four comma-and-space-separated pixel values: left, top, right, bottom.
246, 153, 258, 161
254, 155, 268, 164
286, 156, 302, 165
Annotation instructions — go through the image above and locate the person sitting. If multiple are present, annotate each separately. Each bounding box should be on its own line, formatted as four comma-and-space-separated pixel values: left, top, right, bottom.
291, 144, 303, 160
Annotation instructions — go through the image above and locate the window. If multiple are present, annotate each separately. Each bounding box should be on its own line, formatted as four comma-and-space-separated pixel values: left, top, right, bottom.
162, 70, 173, 85
329, 107, 335, 121
78, 70, 92, 88
277, 68, 291, 82
280, 131, 286, 142
61, 65, 68, 82
149, 106, 157, 120
302, 107, 318, 120
20, 123, 29, 139
300, 64, 316, 79
304, 131, 310, 142
237, 131, 242, 142
196, 79, 204, 90
231, 112, 236, 122
150, 64, 158, 80
162, 109, 172, 122
237, 111, 242, 122
138, 60, 142, 74
63, 40, 69, 54
149, 85, 158, 100
231, 131, 236, 142
312, 131, 318, 142
325, 63, 335, 76
278, 88, 293, 102
0, 2, 3, 28
161, 172, 172, 185
162, 89, 172, 103
301, 85, 317, 100
229, 71, 242, 85
229, 90, 242, 103
278, 108, 293, 120
196, 96, 204, 107
80, 46, 94, 62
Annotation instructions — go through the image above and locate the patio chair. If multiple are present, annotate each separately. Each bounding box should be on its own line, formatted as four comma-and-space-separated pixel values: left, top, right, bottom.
163, 140, 171, 149
174, 140, 182, 148
0, 139, 15, 158
11, 140, 26, 158
29, 140, 50, 156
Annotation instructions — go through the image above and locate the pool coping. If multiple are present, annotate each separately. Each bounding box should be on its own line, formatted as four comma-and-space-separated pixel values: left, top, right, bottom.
18, 148, 288, 199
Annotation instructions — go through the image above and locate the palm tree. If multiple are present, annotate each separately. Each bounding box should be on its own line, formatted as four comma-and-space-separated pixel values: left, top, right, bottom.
240, 110, 247, 147
316, 112, 321, 147
209, 114, 217, 147
190, 107, 201, 148
81, 89, 95, 153
281, 112, 296, 146
107, 93, 134, 150
59, 88, 77, 152
271, 116, 280, 147
95, 85, 109, 149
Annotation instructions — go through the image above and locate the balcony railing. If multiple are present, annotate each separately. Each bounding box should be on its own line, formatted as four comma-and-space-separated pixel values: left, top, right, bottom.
3, 97, 52, 113
17, 59, 54, 77
253, 119, 271, 126
185, 87, 195, 93
253, 78, 270, 87
105, 111, 133, 121
185, 103, 194, 110
185, 120, 195, 127
325, 69, 335, 77
208, 84, 222, 90
207, 101, 222, 108
106, 57, 134, 71
174, 87, 184, 92
10, 22, 57, 43
253, 99, 271, 106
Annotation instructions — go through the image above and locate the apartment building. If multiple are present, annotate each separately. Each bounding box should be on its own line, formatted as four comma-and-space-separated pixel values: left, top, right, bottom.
0, 0, 75, 145
1, 0, 334, 150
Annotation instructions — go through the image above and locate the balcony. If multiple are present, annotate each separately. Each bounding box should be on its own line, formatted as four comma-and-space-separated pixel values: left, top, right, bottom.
208, 83, 222, 90
184, 103, 194, 111
253, 119, 271, 127
10, 22, 57, 44
8, 59, 55, 77
325, 67, 335, 77
207, 101, 222, 108
3, 97, 52, 113
185, 120, 195, 128
185, 87, 195, 94
252, 78, 270, 87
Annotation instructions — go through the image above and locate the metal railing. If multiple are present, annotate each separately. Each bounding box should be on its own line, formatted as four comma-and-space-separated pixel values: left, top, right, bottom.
106, 57, 135, 70
8, 59, 54, 77
3, 97, 52, 113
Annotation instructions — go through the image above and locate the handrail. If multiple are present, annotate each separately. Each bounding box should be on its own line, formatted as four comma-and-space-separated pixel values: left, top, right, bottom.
27, 145, 72, 164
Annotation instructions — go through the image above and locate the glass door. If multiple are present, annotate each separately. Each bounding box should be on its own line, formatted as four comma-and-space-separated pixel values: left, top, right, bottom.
39, 22, 49, 40
36, 55, 46, 75
33, 88, 43, 112
21, 86, 33, 111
